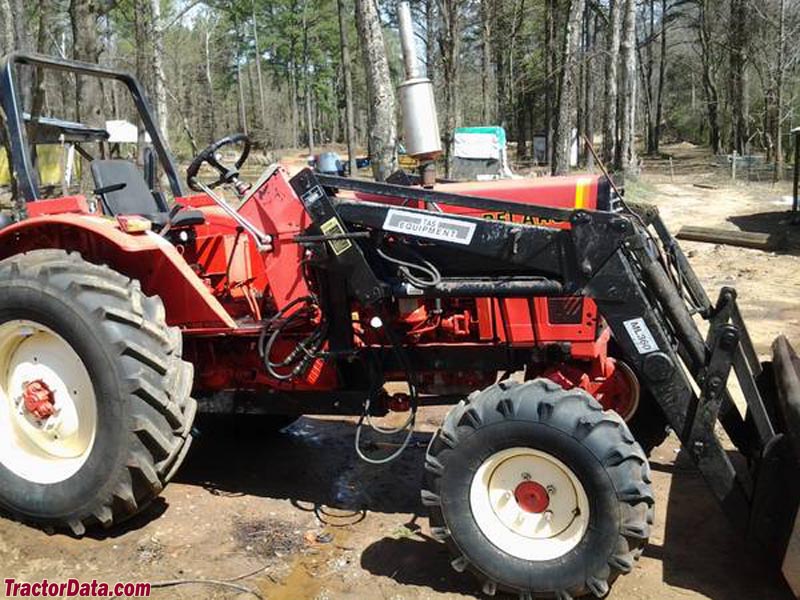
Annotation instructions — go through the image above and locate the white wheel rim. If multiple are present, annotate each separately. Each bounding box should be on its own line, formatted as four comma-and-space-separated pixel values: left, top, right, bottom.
0, 320, 97, 484
470, 447, 590, 561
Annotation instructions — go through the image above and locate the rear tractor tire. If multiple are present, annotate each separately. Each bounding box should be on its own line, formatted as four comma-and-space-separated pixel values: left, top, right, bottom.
423, 378, 653, 599
0, 250, 197, 535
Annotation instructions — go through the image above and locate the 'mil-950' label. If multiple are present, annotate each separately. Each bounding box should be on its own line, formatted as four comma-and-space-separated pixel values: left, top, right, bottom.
623, 317, 658, 354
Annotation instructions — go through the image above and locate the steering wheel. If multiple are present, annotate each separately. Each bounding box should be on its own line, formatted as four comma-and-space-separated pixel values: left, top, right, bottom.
186, 133, 251, 192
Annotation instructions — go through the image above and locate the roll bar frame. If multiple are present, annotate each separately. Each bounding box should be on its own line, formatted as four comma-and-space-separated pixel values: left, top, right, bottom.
0, 52, 184, 217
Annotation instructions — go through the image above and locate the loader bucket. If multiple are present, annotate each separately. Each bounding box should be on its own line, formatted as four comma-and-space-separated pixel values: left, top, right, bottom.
771, 336, 800, 596
623, 203, 800, 596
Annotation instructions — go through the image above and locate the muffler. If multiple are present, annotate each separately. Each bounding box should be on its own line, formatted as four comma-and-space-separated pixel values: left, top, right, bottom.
397, 1, 441, 185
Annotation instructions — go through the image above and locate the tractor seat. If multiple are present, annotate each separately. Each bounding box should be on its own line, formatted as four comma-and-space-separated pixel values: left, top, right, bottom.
90, 160, 204, 230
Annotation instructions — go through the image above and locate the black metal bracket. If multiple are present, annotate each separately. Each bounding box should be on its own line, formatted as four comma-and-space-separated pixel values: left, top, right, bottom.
317, 173, 576, 222
686, 323, 739, 448
289, 169, 387, 304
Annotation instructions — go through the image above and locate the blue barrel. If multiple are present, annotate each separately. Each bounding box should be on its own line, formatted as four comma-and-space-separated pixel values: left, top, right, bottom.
317, 152, 342, 175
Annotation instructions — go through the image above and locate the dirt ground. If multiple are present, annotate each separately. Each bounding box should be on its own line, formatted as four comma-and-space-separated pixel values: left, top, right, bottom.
1, 143, 799, 600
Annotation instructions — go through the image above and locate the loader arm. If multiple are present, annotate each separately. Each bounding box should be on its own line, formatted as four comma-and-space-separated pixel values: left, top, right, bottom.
290, 169, 800, 569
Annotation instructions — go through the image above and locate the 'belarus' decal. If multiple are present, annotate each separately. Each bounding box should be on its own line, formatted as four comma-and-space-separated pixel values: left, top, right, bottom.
623, 318, 659, 354
383, 209, 476, 245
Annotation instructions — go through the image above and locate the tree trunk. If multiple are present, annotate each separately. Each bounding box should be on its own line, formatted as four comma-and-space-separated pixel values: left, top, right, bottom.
354, 0, 397, 181
698, 0, 720, 154
289, 60, 299, 147
618, 0, 637, 175
252, 0, 267, 132
27, 0, 51, 174
728, 0, 747, 155
576, 6, 585, 165
517, 93, 528, 159
236, 48, 249, 136
552, 0, 585, 175
775, 0, 786, 178
69, 0, 104, 189
425, 0, 436, 81
480, 0, 493, 124
0, 0, 16, 201
246, 61, 258, 133
203, 23, 216, 144
641, 0, 655, 154
9, 0, 31, 110
438, 0, 463, 177
495, 7, 507, 130
149, 0, 168, 144
507, 0, 524, 146
635, 0, 657, 154
584, 11, 596, 168
302, 3, 313, 154
304, 76, 314, 154
601, 0, 622, 166
166, 86, 198, 154
545, 0, 558, 165
337, 0, 358, 175
134, 5, 148, 160
653, 0, 666, 154
27, 1, 47, 117
0, 0, 13, 53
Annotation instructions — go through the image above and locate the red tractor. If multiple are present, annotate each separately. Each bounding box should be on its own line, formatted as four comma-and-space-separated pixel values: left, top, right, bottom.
1, 53, 799, 599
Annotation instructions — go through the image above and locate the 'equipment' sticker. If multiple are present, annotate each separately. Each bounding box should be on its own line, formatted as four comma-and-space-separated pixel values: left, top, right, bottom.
623, 318, 658, 354
383, 209, 476, 245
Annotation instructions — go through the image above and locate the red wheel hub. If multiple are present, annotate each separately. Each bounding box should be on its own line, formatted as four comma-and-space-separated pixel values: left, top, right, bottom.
514, 480, 550, 513
22, 379, 56, 420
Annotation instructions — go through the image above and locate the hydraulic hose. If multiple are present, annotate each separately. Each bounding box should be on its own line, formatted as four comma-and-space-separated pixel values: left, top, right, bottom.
354, 313, 420, 464
258, 296, 326, 381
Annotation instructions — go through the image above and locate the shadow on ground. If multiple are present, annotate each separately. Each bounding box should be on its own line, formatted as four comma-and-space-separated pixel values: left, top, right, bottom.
0, 497, 171, 541
656, 449, 794, 600
173, 416, 796, 600
728, 210, 800, 252
175, 415, 431, 518
360, 528, 478, 596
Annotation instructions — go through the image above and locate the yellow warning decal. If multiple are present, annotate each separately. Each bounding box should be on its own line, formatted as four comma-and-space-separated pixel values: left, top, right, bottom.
574, 177, 593, 209
320, 217, 352, 256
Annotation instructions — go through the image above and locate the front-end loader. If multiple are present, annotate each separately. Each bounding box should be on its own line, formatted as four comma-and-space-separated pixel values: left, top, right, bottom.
0, 50, 799, 599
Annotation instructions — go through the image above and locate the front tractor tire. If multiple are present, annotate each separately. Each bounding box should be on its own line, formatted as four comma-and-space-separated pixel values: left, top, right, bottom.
0, 250, 197, 535
423, 379, 653, 599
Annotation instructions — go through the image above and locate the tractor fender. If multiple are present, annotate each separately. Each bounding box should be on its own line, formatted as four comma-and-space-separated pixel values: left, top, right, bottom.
0, 213, 236, 329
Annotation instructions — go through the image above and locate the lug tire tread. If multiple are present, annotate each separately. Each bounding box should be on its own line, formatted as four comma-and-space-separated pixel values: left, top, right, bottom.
422, 378, 653, 599
0, 250, 195, 533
